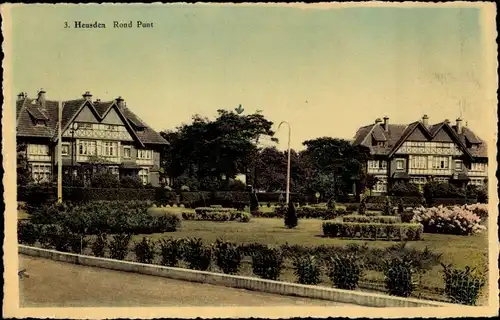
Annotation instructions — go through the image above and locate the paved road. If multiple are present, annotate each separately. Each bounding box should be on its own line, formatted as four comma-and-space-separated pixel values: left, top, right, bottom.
19, 255, 350, 307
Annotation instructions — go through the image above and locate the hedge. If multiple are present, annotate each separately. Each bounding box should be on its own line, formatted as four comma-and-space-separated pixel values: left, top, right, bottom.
342, 215, 401, 224
322, 222, 423, 241
428, 198, 478, 206
182, 209, 250, 222
364, 196, 425, 210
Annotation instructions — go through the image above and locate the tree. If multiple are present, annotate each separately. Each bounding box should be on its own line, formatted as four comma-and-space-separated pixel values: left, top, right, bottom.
17, 143, 32, 186
159, 109, 278, 189
301, 137, 370, 198
284, 201, 298, 228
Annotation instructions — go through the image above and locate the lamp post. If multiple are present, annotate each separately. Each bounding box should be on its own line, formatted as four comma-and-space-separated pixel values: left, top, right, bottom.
278, 121, 291, 204
70, 122, 79, 184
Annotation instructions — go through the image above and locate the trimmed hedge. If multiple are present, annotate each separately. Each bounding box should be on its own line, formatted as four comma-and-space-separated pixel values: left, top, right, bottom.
342, 215, 401, 224
269, 205, 346, 219
322, 222, 423, 241
182, 208, 250, 222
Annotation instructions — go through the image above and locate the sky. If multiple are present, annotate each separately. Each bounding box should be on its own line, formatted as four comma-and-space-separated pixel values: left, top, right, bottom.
7, 3, 497, 150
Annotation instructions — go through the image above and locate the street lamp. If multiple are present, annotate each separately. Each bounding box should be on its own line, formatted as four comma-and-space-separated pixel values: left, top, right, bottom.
278, 121, 291, 204
70, 122, 79, 184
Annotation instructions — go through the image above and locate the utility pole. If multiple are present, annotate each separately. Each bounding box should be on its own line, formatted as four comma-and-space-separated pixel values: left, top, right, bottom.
57, 101, 63, 203
278, 121, 291, 204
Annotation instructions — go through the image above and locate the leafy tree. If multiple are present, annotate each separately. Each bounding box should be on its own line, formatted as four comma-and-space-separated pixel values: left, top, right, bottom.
301, 137, 370, 199
17, 143, 32, 186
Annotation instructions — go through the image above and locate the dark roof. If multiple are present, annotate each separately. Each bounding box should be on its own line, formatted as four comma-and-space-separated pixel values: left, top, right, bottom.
392, 172, 410, 179
353, 118, 487, 158
16, 95, 168, 146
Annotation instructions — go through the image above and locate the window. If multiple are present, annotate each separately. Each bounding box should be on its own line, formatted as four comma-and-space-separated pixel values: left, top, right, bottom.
396, 159, 404, 170
139, 167, 149, 184
123, 146, 131, 159
434, 177, 449, 183
410, 177, 426, 184
61, 143, 70, 156
27, 144, 49, 155
470, 178, 485, 186
432, 156, 449, 169
137, 149, 152, 159
78, 140, 97, 156
410, 156, 427, 169
103, 141, 118, 157
374, 177, 387, 193
32, 163, 51, 182
455, 160, 463, 170
377, 142, 385, 147
471, 163, 486, 172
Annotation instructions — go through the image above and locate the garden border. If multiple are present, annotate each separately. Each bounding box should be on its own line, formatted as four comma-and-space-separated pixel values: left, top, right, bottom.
19, 245, 456, 308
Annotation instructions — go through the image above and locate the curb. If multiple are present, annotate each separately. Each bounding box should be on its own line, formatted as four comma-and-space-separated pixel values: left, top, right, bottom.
19, 245, 455, 308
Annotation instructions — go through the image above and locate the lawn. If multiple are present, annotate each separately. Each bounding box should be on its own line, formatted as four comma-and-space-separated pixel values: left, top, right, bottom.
142, 206, 489, 302
19, 203, 490, 304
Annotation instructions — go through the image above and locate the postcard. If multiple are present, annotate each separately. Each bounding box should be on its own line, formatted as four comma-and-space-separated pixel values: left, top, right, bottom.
2, 2, 498, 319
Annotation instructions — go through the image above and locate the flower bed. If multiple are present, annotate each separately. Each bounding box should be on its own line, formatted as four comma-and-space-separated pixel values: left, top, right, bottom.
322, 222, 423, 241
342, 215, 401, 224
413, 205, 485, 235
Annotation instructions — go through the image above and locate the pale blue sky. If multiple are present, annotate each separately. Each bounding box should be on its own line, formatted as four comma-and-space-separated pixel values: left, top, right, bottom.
9, 3, 496, 150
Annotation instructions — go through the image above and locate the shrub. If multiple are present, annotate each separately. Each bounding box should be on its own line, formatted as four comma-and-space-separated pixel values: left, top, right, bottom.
120, 175, 144, 188
91, 233, 107, 257
322, 222, 423, 241
90, 171, 119, 188
17, 221, 39, 245
251, 246, 284, 280
400, 209, 415, 223
293, 255, 322, 285
295, 206, 337, 219
238, 212, 251, 223
284, 201, 298, 228
383, 258, 416, 297
158, 238, 184, 267
358, 199, 367, 215
24, 183, 56, 215
342, 215, 401, 224
273, 205, 287, 217
327, 198, 336, 211
464, 203, 488, 220
183, 238, 212, 271
389, 181, 421, 196
413, 205, 486, 235
424, 182, 465, 201
383, 242, 442, 274
442, 264, 485, 305
134, 237, 156, 264
476, 186, 488, 203
213, 239, 242, 274
328, 254, 363, 290
383, 196, 392, 215
109, 233, 132, 260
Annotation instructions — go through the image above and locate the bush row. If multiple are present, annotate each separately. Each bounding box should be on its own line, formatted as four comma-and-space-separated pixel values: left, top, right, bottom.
27, 201, 181, 235
181, 210, 251, 222
342, 215, 401, 224
265, 205, 348, 219
322, 222, 423, 241
19, 233, 483, 304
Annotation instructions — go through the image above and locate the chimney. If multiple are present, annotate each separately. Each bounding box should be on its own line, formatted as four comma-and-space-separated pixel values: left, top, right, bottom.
422, 114, 429, 127
17, 92, 25, 101
383, 116, 389, 132
116, 96, 125, 108
444, 119, 450, 125
375, 118, 382, 125
37, 89, 46, 105
82, 91, 93, 101
456, 117, 463, 133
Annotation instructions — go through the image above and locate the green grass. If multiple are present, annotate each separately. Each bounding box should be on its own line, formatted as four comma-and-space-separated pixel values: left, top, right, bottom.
139, 206, 489, 300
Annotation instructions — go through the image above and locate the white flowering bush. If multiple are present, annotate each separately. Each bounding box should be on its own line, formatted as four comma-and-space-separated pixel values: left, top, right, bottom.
464, 203, 488, 220
413, 205, 486, 235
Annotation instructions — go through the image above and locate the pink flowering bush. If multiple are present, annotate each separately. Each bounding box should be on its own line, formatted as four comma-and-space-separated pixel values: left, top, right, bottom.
413, 205, 486, 236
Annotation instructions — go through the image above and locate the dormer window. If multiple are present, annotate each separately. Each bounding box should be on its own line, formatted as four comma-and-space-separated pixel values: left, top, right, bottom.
377, 141, 385, 147
35, 120, 47, 126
